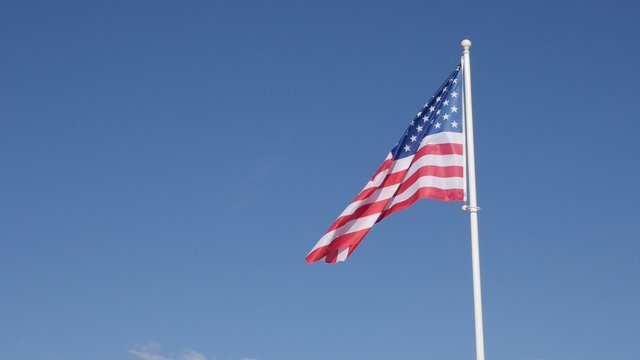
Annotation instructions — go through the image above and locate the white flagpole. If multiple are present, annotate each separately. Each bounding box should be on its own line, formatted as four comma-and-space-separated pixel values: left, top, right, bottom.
461, 39, 486, 360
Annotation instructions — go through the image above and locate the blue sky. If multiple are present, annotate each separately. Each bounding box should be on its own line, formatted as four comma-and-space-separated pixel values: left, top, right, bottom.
1, 1, 639, 359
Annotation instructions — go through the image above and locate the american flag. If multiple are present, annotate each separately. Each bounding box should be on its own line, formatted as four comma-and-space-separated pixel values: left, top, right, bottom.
306, 64, 466, 263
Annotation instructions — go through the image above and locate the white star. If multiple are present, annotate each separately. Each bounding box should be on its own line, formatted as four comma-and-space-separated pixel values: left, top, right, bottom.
429, 106, 435, 112
410, 120, 415, 126
404, 145, 411, 152
451, 121, 459, 128
442, 87, 447, 92
443, 100, 449, 106
434, 122, 441, 129
451, 106, 458, 113
416, 111, 421, 116
410, 135, 417, 142
452, 79, 458, 84
416, 125, 423, 132
436, 109, 441, 115
451, 91, 458, 98
422, 115, 429, 122
436, 96, 441, 102
443, 113, 450, 120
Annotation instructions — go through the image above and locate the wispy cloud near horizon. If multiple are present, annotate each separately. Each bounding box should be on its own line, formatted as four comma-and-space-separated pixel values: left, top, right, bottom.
128, 342, 257, 360
128, 343, 206, 360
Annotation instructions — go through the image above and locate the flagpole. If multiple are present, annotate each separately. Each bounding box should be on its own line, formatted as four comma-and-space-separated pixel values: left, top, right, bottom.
461, 39, 486, 360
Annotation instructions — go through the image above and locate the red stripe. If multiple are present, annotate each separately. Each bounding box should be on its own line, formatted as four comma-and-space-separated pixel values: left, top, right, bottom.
324, 250, 338, 263
394, 165, 463, 195
415, 142, 463, 157
353, 170, 406, 202
379, 187, 464, 221
352, 143, 461, 202
327, 199, 388, 232
307, 187, 463, 263
369, 158, 393, 180
306, 141, 465, 264
329, 166, 461, 232
305, 228, 371, 263
324, 240, 361, 263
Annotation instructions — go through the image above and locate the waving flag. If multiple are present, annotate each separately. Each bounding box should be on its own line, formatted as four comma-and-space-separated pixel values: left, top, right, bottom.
306, 65, 466, 263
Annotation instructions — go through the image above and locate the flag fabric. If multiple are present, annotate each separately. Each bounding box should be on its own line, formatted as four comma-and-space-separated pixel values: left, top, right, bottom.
306, 64, 466, 264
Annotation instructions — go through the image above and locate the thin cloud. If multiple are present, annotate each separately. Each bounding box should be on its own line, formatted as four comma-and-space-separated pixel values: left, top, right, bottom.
128, 343, 255, 360
180, 350, 208, 360
128, 343, 207, 360
128, 349, 168, 360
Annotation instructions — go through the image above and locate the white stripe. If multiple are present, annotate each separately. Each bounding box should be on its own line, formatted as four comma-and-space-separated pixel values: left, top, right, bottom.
362, 132, 461, 191
388, 176, 465, 206
362, 155, 414, 190
339, 183, 401, 217
342, 153, 463, 217
420, 131, 465, 146
404, 154, 465, 179
310, 132, 466, 255
311, 214, 380, 251
336, 247, 349, 262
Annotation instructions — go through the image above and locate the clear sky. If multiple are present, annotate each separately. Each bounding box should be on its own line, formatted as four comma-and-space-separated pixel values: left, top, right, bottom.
1, 1, 639, 360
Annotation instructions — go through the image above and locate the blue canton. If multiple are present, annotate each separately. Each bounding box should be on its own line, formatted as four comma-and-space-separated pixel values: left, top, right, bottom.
391, 65, 463, 160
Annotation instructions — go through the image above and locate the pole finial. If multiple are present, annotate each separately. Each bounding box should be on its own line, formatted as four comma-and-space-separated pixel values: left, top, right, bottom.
461, 39, 472, 50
